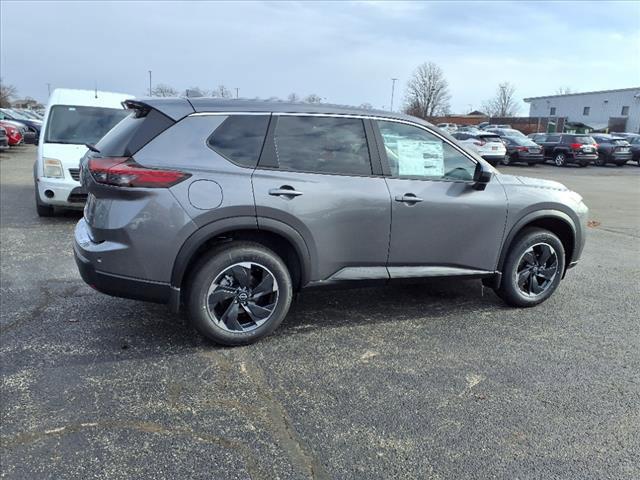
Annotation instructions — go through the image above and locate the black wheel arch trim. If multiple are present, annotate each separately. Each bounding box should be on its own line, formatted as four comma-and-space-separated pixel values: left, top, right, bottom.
497, 209, 578, 274
170, 216, 312, 290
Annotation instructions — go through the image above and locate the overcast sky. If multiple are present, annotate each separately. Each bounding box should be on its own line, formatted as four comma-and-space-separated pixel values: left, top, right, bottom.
2, 1, 639, 113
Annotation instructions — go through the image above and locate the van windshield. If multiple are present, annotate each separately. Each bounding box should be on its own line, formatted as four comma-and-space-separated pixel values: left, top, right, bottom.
44, 105, 129, 145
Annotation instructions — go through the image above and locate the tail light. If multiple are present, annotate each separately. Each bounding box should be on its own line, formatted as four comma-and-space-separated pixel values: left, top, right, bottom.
516, 146, 528, 152
473, 141, 486, 146
88, 157, 190, 188
570, 143, 583, 150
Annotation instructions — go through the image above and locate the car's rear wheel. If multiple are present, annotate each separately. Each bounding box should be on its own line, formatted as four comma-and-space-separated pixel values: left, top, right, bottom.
35, 185, 55, 217
502, 154, 512, 166
595, 155, 606, 166
187, 242, 293, 345
553, 152, 566, 167
615, 161, 626, 167
496, 228, 565, 307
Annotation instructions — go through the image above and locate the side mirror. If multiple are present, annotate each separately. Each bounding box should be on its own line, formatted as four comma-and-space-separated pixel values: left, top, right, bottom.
473, 162, 492, 191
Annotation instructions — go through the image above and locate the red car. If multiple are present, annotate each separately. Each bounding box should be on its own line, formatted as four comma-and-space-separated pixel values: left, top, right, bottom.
0, 121, 23, 146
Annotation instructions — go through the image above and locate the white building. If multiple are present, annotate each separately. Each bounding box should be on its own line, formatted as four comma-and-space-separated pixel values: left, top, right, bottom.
524, 87, 640, 133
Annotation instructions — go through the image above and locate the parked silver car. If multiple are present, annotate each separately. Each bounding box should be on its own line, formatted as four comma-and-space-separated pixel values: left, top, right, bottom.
74, 99, 588, 345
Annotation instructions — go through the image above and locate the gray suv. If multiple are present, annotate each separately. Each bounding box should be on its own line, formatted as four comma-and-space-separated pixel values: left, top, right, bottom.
74, 99, 588, 345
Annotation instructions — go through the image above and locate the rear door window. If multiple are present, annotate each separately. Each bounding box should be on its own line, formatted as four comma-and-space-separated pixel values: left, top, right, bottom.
208, 115, 271, 168
270, 116, 372, 176
546, 135, 561, 142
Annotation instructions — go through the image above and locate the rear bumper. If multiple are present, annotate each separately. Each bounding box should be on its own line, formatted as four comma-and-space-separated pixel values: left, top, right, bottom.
481, 154, 505, 164
73, 218, 177, 306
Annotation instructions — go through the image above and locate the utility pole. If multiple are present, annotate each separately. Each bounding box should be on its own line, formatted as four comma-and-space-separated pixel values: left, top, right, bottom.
46, 83, 51, 96
148, 70, 152, 96
390, 78, 398, 112
235, 87, 239, 99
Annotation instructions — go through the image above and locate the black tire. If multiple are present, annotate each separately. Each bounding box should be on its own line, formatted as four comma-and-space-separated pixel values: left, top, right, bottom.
553, 152, 566, 167
502, 154, 511, 166
495, 228, 565, 308
615, 161, 626, 167
527, 162, 537, 167
594, 155, 606, 166
187, 242, 293, 346
35, 185, 55, 217
578, 161, 589, 168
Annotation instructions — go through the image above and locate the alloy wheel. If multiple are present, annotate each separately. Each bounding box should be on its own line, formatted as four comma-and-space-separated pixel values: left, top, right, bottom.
515, 243, 559, 297
554, 153, 565, 166
206, 262, 279, 333
503, 154, 511, 165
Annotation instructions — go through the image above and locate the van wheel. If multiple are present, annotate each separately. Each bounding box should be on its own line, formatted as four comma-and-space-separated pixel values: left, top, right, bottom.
553, 152, 566, 166
35, 185, 55, 217
495, 228, 565, 308
187, 242, 293, 345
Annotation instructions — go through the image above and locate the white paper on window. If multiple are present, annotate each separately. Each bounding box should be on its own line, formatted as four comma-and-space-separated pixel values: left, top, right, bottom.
396, 139, 444, 177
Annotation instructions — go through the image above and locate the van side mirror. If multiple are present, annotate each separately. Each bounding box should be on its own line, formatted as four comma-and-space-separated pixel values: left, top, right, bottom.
473, 162, 492, 191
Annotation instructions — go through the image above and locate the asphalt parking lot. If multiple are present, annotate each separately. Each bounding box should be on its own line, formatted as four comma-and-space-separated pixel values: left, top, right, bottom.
1, 145, 639, 479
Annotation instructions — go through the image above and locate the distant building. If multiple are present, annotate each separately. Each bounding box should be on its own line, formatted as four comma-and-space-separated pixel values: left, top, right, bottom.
524, 87, 640, 133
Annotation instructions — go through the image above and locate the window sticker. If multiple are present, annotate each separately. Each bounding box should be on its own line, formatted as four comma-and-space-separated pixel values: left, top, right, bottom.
397, 139, 444, 177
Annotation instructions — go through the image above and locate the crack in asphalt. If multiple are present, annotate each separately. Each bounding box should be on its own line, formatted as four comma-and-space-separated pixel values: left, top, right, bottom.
0, 281, 82, 333
234, 349, 331, 480
0, 419, 265, 480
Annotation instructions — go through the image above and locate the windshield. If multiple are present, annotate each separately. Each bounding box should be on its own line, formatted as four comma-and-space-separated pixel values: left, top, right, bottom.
44, 105, 129, 145
504, 129, 527, 138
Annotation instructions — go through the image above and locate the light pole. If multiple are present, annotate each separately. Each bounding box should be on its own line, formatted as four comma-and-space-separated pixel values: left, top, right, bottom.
46, 83, 51, 96
235, 87, 239, 99
390, 78, 398, 112
148, 70, 152, 96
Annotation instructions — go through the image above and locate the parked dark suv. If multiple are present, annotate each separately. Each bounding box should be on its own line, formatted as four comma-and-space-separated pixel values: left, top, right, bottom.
536, 133, 598, 167
590, 134, 632, 166
74, 99, 588, 345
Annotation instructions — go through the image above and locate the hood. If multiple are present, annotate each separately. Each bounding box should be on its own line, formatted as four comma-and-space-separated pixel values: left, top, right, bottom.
497, 173, 569, 192
41, 143, 88, 168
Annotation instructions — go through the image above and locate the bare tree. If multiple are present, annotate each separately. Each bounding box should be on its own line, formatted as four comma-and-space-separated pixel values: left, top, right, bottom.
151, 84, 178, 97
555, 86, 573, 95
481, 82, 519, 117
184, 87, 208, 98
304, 94, 323, 104
359, 102, 373, 110
212, 85, 233, 99
404, 62, 451, 118
0, 78, 17, 108
287, 92, 300, 102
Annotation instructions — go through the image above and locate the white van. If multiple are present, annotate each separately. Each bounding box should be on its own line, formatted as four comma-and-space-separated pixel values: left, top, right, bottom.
35, 88, 133, 216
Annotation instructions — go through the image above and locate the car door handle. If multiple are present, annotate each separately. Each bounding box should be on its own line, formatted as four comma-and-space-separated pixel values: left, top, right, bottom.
395, 193, 423, 204
269, 186, 303, 198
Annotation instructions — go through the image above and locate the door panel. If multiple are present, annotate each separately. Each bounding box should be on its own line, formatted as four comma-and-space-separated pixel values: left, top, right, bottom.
253, 170, 391, 281
385, 177, 507, 271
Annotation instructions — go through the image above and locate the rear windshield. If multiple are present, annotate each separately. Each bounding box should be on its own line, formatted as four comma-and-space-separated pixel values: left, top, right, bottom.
95, 108, 174, 157
612, 139, 628, 145
568, 136, 595, 144
44, 105, 129, 145
480, 135, 502, 143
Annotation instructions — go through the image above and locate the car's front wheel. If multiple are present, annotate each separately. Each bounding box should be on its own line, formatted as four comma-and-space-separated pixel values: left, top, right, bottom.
595, 154, 606, 166
496, 228, 565, 307
502, 153, 512, 166
187, 242, 293, 345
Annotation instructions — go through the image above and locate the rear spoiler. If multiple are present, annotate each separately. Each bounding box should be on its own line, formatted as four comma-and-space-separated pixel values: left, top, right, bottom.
122, 98, 195, 122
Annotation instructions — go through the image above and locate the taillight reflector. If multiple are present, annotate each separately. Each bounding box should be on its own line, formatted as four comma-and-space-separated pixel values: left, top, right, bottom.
88, 157, 190, 188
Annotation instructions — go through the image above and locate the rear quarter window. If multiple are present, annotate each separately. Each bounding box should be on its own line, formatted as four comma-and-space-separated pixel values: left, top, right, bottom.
208, 115, 271, 168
